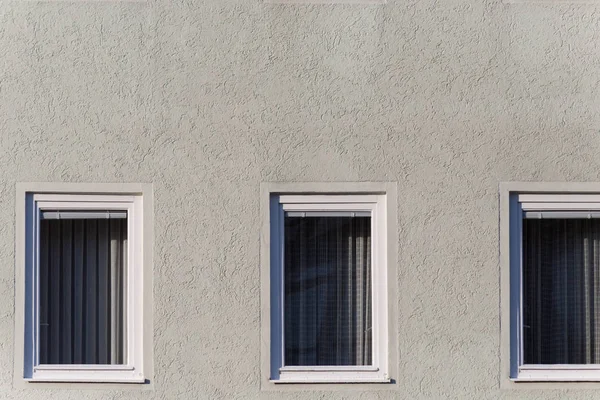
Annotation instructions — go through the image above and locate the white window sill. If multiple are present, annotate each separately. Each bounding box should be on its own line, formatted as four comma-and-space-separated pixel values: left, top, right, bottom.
504, 0, 600, 3
29, 365, 144, 383
272, 378, 390, 384
273, 367, 389, 383
265, 0, 385, 4
514, 365, 600, 382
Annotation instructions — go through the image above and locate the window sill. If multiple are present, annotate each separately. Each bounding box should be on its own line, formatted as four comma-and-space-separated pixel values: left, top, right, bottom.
514, 365, 600, 382
34, 364, 135, 371
26, 377, 145, 383
271, 378, 390, 384
265, 0, 385, 4
273, 368, 389, 384
503, 0, 600, 3
28, 365, 144, 383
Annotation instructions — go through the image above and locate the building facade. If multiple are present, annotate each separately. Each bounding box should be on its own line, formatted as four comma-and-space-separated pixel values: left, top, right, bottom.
2, 0, 600, 398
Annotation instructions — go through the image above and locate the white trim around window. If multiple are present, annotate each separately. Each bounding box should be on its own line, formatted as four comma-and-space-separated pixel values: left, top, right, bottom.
500, 183, 600, 388
14, 183, 153, 388
260, 182, 398, 389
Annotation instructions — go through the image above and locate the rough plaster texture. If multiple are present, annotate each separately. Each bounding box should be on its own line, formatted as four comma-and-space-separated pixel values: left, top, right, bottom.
1, 0, 600, 398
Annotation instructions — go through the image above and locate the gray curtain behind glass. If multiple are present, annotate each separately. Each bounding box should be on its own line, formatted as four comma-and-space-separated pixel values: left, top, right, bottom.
524, 219, 600, 364
284, 216, 372, 366
39, 218, 126, 365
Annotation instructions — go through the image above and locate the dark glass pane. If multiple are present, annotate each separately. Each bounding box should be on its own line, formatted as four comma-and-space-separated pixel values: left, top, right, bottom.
284, 216, 372, 366
39, 217, 127, 365
523, 219, 600, 364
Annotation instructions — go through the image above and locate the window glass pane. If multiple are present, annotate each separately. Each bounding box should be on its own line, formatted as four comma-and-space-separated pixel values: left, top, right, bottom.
523, 219, 600, 364
284, 215, 372, 366
39, 217, 127, 365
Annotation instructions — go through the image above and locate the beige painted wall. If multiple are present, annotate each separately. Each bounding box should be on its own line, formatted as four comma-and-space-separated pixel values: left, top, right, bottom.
1, 0, 600, 398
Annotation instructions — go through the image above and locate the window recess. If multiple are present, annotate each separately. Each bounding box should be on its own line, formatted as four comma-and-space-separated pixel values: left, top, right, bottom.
511, 193, 600, 382
23, 193, 145, 383
269, 194, 389, 384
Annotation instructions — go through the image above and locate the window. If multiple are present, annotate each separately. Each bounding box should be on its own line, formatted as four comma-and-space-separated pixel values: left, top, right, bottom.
502, 186, 600, 383
15, 184, 152, 385
265, 188, 391, 384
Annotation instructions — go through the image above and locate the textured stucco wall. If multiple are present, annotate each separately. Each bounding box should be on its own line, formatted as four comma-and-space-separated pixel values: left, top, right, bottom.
1, 0, 600, 398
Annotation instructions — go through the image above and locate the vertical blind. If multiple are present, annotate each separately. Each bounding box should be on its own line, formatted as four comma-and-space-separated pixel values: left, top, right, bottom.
39, 217, 127, 365
523, 218, 600, 364
284, 215, 372, 366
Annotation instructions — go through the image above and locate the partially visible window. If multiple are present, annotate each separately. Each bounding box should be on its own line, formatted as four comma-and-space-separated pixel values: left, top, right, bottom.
269, 194, 389, 383
509, 193, 600, 381
23, 193, 146, 383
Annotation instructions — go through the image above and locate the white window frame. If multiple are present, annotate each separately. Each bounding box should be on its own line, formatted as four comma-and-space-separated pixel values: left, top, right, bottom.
269, 194, 389, 384
17, 187, 149, 384
507, 191, 600, 382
